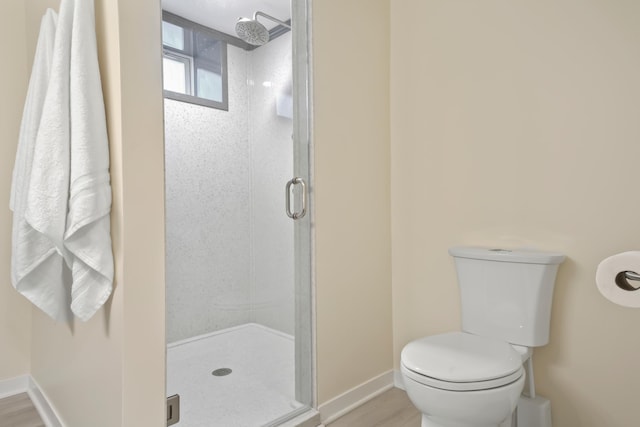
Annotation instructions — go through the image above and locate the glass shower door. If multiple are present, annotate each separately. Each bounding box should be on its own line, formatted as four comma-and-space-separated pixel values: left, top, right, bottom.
163, 0, 313, 425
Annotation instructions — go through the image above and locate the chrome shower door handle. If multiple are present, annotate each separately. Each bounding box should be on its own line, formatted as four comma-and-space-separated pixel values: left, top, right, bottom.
286, 177, 307, 220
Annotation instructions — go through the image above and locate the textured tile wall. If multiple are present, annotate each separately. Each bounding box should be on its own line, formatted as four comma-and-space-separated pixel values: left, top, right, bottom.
165, 45, 252, 343
165, 33, 295, 343
249, 32, 295, 335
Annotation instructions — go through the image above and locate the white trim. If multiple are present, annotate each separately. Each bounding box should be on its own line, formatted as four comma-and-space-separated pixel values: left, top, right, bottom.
27, 377, 63, 427
318, 370, 394, 424
277, 408, 321, 427
394, 369, 406, 390
0, 375, 29, 399
0, 375, 64, 427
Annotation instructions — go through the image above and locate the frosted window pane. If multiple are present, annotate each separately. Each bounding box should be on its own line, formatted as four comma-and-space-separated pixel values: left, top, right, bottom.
162, 15, 227, 109
163, 57, 187, 94
197, 68, 222, 102
162, 21, 184, 50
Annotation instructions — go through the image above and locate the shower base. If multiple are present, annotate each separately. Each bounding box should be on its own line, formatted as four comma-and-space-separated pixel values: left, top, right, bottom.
167, 323, 304, 426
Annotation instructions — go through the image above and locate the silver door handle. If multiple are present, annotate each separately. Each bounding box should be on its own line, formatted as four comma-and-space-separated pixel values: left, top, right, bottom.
286, 177, 307, 220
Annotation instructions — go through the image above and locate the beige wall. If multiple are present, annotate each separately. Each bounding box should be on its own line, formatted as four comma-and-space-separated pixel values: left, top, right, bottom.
13, 0, 640, 425
3, 0, 400, 423
313, 0, 393, 405
115, 0, 166, 424
22, 0, 166, 425
0, 0, 31, 382
391, 1, 640, 426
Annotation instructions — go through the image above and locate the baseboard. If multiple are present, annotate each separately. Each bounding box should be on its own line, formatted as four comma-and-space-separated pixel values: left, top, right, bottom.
27, 377, 63, 427
394, 369, 405, 390
0, 375, 29, 399
0, 375, 63, 427
276, 408, 321, 427
318, 370, 394, 424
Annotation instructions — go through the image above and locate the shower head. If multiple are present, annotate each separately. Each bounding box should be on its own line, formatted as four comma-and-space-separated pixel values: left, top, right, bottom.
236, 16, 269, 46
235, 11, 291, 46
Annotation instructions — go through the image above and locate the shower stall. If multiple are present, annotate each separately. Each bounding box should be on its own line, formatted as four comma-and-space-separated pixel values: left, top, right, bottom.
161, 1, 313, 425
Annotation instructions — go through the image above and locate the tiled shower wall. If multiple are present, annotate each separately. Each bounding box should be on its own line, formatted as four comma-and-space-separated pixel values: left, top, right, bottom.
165, 33, 294, 343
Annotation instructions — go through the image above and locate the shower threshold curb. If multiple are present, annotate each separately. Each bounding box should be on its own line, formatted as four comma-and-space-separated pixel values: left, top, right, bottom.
167, 322, 294, 349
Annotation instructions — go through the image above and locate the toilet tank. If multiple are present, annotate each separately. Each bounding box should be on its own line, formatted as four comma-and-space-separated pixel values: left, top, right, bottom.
449, 247, 565, 347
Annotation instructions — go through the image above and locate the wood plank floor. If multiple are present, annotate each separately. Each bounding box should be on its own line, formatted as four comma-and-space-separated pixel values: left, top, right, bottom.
326, 387, 421, 427
0, 389, 417, 427
0, 393, 45, 427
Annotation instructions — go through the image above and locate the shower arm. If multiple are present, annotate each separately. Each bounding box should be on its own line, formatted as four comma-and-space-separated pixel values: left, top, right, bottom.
254, 11, 291, 29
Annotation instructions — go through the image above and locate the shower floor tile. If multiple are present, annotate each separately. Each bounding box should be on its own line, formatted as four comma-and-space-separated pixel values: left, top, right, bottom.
167, 323, 304, 427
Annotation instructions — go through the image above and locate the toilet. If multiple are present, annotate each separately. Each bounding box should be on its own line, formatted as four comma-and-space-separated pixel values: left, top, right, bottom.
400, 247, 565, 427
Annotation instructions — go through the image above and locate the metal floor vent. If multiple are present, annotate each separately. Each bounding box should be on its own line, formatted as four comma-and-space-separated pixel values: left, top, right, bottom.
212, 368, 233, 377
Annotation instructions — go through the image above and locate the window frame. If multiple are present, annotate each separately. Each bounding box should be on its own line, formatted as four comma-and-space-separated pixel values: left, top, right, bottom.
162, 51, 193, 95
162, 11, 229, 111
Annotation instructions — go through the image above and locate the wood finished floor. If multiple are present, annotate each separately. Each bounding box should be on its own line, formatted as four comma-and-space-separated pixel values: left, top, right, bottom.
0, 393, 44, 427
0, 388, 416, 427
326, 387, 421, 427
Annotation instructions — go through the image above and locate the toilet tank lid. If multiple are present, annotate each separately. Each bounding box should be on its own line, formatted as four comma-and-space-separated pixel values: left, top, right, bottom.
449, 246, 565, 265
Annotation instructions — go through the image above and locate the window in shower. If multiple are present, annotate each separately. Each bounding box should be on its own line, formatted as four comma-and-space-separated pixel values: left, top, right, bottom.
162, 11, 229, 110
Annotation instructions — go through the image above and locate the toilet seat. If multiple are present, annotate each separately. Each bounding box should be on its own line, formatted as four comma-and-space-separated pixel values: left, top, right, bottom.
401, 332, 524, 392
402, 363, 523, 391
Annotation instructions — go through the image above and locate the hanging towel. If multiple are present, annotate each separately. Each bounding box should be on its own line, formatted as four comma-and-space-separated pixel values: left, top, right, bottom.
10, 10, 57, 212
11, 7, 68, 322
10, 0, 113, 322
64, 0, 114, 321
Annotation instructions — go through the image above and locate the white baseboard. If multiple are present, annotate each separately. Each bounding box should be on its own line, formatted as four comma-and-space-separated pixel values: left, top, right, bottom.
318, 370, 394, 424
0, 375, 63, 427
27, 377, 63, 427
0, 375, 29, 399
277, 408, 321, 427
394, 369, 405, 390
3, 371, 397, 427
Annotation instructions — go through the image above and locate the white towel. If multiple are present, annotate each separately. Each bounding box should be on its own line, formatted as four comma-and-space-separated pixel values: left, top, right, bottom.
10, 0, 113, 322
10, 10, 57, 212
64, 0, 114, 321
11, 7, 68, 322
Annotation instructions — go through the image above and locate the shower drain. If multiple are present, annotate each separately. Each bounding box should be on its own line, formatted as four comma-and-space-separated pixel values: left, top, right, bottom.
212, 368, 233, 377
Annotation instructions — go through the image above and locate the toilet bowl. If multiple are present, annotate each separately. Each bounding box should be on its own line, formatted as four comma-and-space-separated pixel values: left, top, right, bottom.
400, 247, 565, 427
401, 332, 525, 427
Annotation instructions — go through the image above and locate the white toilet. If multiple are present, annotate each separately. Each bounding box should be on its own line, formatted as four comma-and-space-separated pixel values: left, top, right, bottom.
400, 246, 565, 427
